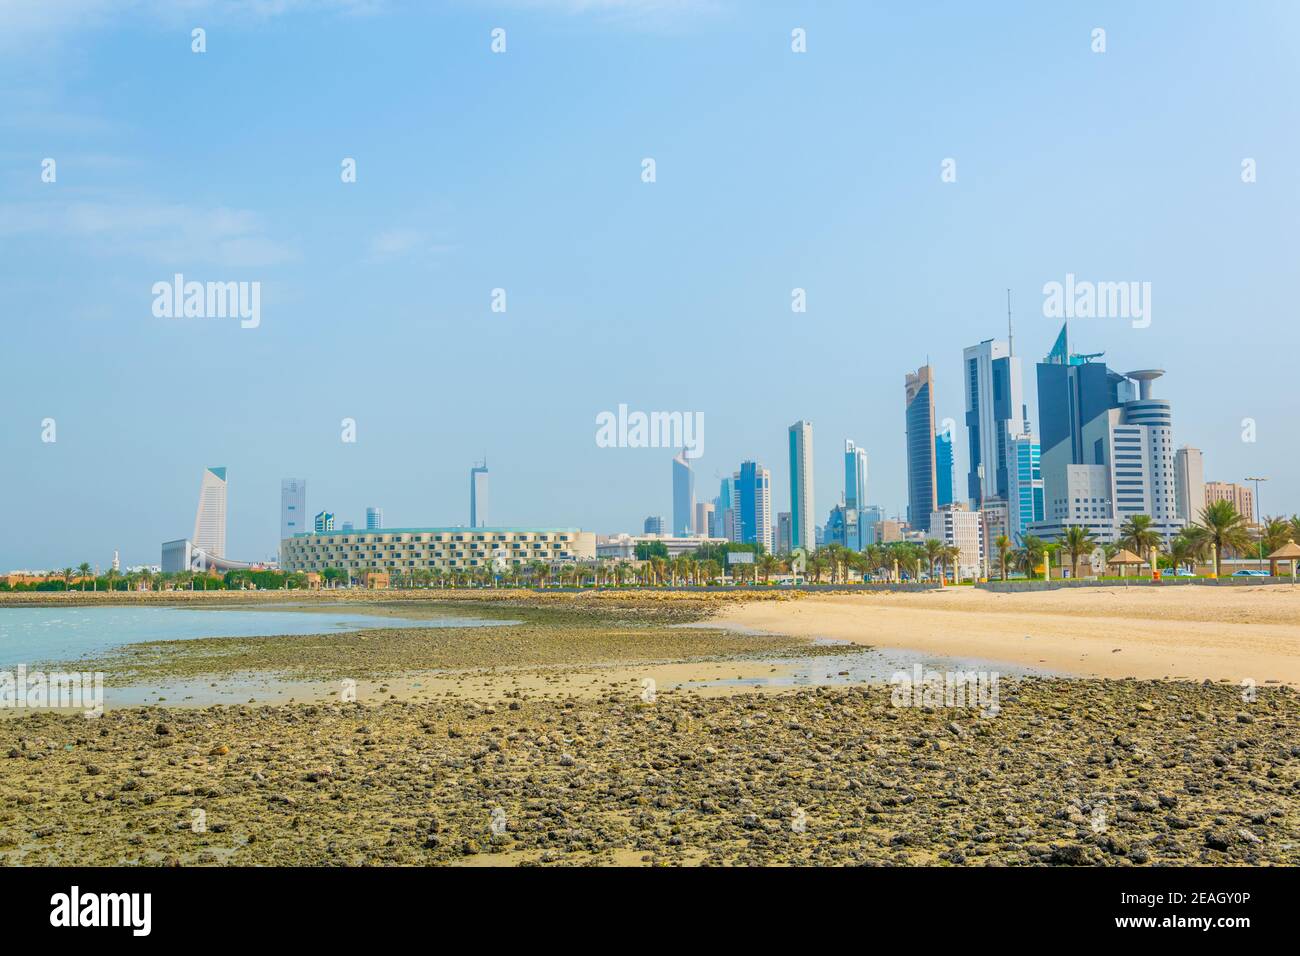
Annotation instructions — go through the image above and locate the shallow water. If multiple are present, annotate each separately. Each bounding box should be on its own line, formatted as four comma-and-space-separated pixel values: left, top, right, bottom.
0, 605, 507, 668
678, 643, 1057, 690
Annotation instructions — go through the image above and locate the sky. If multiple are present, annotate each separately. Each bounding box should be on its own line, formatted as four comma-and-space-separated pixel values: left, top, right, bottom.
1, 0, 1298, 570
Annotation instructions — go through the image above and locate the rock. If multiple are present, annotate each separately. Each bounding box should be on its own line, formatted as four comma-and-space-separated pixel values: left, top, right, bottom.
1049, 844, 1091, 865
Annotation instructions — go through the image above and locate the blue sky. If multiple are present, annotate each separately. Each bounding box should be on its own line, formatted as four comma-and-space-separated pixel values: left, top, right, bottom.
2, 0, 1298, 569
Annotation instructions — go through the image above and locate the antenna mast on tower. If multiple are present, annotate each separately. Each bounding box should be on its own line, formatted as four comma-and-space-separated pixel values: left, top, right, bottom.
1006, 288, 1014, 356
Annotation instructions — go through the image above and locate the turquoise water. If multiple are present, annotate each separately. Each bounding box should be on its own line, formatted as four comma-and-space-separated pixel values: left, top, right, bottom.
0, 606, 506, 668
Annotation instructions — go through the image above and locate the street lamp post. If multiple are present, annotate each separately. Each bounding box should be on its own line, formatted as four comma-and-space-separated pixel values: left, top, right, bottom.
1245, 476, 1268, 569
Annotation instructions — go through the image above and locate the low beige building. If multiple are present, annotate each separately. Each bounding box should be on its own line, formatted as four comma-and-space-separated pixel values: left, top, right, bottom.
1204, 481, 1255, 523
280, 527, 596, 574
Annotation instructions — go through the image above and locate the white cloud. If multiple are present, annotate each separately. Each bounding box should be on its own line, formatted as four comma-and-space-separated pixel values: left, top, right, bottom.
0, 0, 383, 52
0, 199, 299, 267
365, 228, 456, 263
471, 0, 723, 22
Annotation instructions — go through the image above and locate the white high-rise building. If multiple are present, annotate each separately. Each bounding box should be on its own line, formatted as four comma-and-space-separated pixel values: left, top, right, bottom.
1106, 370, 1181, 534
788, 420, 815, 551
193, 467, 228, 558
844, 440, 867, 510
1174, 446, 1205, 524
366, 506, 383, 530
280, 479, 307, 546
1032, 364, 1184, 543
672, 452, 694, 537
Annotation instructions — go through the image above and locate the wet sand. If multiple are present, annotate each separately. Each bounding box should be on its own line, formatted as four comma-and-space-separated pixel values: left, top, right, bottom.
713, 586, 1300, 686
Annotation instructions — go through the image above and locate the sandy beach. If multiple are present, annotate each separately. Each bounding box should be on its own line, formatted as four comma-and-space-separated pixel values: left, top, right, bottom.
713, 585, 1300, 686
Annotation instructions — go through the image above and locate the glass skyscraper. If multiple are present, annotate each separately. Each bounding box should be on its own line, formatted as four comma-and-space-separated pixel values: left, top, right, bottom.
735, 460, 772, 551
963, 338, 1026, 506
1007, 435, 1044, 539
904, 366, 937, 532
935, 432, 954, 507
788, 421, 814, 550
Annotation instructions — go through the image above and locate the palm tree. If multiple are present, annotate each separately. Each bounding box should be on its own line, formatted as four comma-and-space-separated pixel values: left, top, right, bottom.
940, 544, 962, 583
922, 538, 944, 584
826, 544, 851, 584
1013, 535, 1047, 580
993, 534, 1011, 581
865, 544, 889, 582
843, 550, 864, 583
757, 552, 780, 583
1258, 516, 1294, 559
1167, 531, 1205, 575
1197, 500, 1252, 576
77, 562, 92, 591
1118, 514, 1162, 568
1061, 525, 1097, 579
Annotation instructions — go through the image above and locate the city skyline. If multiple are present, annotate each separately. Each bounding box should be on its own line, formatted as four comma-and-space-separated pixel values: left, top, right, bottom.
5, 312, 1291, 571
3, 2, 1298, 569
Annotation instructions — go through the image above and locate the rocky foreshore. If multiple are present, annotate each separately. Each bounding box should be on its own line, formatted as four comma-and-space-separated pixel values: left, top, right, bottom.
3, 678, 1296, 866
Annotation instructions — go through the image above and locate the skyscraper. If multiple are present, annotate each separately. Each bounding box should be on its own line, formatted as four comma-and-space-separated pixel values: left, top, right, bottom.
643, 515, 665, 536
314, 511, 335, 533
193, 466, 228, 557
823, 505, 859, 550
366, 506, 383, 530
776, 511, 792, 555
859, 504, 884, 545
1006, 435, 1044, 539
1174, 447, 1205, 523
788, 420, 814, 551
694, 502, 715, 538
672, 452, 694, 537
714, 475, 737, 541
963, 338, 1026, 506
735, 460, 773, 551
843, 441, 867, 511
904, 366, 937, 532
843, 440, 869, 549
1032, 324, 1184, 542
935, 432, 955, 507
470, 461, 489, 528
280, 479, 307, 558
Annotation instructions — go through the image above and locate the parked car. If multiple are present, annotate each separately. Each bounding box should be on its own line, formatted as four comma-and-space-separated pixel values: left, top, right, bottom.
1231, 569, 1270, 577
